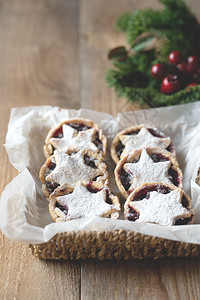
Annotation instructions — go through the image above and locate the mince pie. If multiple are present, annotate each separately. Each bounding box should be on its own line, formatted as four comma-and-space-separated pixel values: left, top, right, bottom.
39, 149, 108, 199
49, 181, 120, 222
124, 183, 194, 226
111, 125, 175, 164
115, 147, 182, 198
44, 118, 107, 158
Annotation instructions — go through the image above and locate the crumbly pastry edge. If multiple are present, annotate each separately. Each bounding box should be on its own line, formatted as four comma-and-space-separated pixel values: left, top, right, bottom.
114, 146, 182, 199
124, 182, 194, 225
39, 149, 109, 200
49, 181, 121, 222
43, 118, 107, 159
110, 124, 175, 164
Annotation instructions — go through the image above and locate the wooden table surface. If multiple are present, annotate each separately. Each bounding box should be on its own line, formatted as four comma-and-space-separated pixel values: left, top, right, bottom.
1, 0, 200, 299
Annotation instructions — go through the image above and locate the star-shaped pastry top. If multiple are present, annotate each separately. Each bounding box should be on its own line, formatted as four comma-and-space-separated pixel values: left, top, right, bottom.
49, 124, 98, 152
55, 182, 116, 220
46, 150, 103, 187
124, 149, 172, 190
129, 189, 191, 226
120, 127, 171, 157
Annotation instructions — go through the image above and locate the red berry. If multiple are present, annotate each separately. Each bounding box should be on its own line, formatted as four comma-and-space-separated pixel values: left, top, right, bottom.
187, 82, 198, 87
176, 62, 187, 73
161, 75, 182, 95
168, 51, 184, 65
187, 55, 200, 73
151, 63, 167, 80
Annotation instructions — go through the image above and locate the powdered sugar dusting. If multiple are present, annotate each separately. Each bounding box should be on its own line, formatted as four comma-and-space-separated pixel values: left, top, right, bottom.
56, 182, 115, 220
120, 127, 171, 157
124, 149, 172, 190
50, 124, 98, 152
46, 150, 104, 187
130, 189, 191, 226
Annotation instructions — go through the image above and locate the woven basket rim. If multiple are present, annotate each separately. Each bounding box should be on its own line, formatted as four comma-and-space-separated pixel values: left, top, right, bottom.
30, 228, 198, 246
29, 229, 200, 260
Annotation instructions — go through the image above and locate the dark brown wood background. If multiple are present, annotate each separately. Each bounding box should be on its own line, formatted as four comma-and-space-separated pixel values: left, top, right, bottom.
0, 0, 200, 299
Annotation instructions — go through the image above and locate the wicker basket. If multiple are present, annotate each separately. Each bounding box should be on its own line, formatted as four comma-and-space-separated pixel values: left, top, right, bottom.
29, 229, 200, 260
30, 163, 200, 261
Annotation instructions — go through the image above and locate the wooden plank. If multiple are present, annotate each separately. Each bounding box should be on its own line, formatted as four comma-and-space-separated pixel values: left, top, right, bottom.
81, 259, 168, 300
79, 0, 163, 115
0, 235, 80, 300
81, 258, 200, 300
0, 1, 80, 299
0, 0, 80, 111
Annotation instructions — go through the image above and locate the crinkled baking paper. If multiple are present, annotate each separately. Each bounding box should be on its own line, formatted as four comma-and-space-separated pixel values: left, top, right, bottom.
1, 103, 200, 244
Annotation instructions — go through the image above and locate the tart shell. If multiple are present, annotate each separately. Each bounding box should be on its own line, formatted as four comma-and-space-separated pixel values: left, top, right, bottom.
124, 182, 194, 225
49, 181, 121, 222
39, 149, 108, 200
114, 147, 182, 199
44, 118, 107, 159
111, 125, 176, 164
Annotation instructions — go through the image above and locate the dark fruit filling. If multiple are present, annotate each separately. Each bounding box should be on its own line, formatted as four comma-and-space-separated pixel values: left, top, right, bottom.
53, 123, 91, 139
46, 181, 60, 193
166, 144, 174, 154
93, 132, 103, 151
105, 190, 113, 205
86, 184, 112, 204
175, 214, 193, 225
45, 160, 56, 177
45, 160, 59, 193
116, 141, 125, 158
56, 202, 68, 216
68, 122, 91, 131
86, 183, 102, 193
83, 155, 102, 182
115, 130, 139, 158
133, 184, 170, 201
150, 153, 169, 163
119, 168, 131, 191
91, 175, 102, 181
181, 195, 189, 209
84, 154, 97, 169
123, 127, 168, 139
127, 206, 140, 221
53, 127, 63, 138
148, 127, 165, 138
168, 168, 180, 186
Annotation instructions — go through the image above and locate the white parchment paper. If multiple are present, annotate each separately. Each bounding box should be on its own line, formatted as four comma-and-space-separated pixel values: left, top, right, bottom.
1, 103, 200, 244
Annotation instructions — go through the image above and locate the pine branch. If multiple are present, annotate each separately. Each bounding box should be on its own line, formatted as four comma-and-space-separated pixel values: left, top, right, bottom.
106, 0, 200, 108
115, 12, 133, 32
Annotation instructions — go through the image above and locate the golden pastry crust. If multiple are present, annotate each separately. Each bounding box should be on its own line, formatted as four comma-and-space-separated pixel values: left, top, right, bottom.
124, 182, 194, 225
111, 125, 176, 164
49, 181, 121, 222
39, 149, 108, 200
44, 118, 107, 159
114, 147, 183, 199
